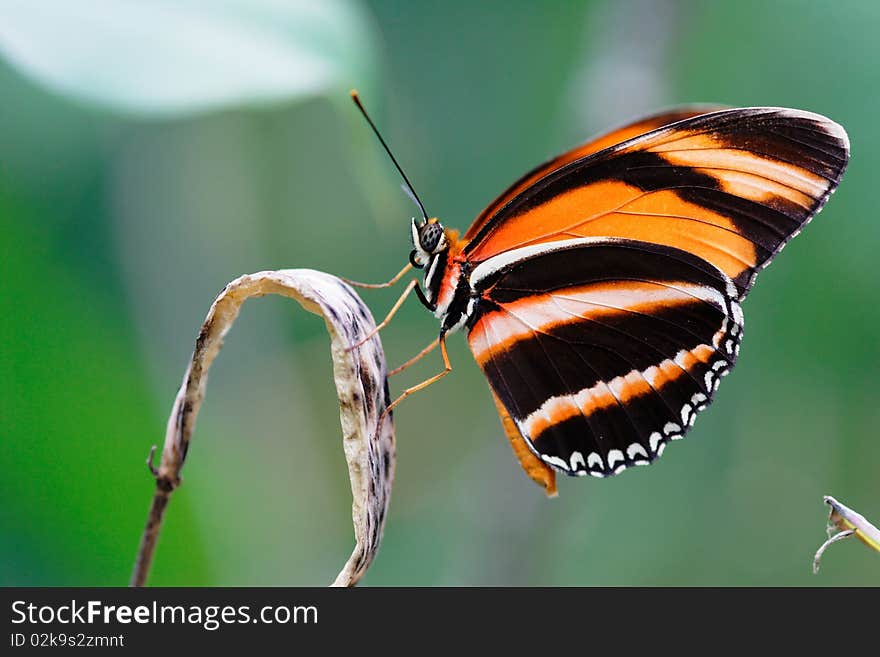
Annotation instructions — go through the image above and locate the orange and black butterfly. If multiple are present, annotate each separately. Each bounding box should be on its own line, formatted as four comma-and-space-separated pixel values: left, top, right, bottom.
350, 94, 849, 495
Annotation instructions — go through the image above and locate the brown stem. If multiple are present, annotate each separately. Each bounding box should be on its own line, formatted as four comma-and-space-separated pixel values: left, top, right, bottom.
130, 480, 175, 587
131, 445, 179, 587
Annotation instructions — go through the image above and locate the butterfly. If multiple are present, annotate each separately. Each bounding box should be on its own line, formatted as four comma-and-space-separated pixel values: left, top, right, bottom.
349, 94, 849, 496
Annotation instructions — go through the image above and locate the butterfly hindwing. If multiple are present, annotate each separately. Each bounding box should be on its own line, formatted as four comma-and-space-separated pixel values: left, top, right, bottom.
464, 107, 849, 299
466, 238, 743, 477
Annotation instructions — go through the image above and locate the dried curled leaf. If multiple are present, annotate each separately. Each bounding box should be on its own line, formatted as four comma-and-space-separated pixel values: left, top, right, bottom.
812, 495, 880, 574
147, 268, 394, 587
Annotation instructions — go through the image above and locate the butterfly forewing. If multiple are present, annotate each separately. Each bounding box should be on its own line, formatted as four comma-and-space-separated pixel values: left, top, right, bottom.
464, 107, 849, 299
467, 239, 743, 477
464, 105, 728, 243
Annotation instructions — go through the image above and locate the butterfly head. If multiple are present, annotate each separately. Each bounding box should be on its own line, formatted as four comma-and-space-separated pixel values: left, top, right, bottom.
409, 217, 448, 268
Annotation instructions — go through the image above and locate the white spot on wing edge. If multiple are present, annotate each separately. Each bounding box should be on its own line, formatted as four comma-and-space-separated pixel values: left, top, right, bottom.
627, 442, 648, 461
541, 454, 570, 471
680, 403, 692, 426
663, 422, 681, 435
607, 449, 624, 469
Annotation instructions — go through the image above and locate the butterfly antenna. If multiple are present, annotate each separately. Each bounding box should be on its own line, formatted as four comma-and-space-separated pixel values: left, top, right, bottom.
350, 90, 429, 222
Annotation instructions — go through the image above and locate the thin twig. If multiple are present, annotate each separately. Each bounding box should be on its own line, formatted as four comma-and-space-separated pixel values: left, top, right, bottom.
130, 474, 177, 586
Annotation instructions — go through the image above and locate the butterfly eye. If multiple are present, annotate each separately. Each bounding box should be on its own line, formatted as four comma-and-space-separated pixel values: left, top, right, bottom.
418, 222, 445, 253
409, 249, 426, 269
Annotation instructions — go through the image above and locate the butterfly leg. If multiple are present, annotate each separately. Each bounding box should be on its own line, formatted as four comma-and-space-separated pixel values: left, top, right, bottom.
370, 334, 450, 440
385, 332, 451, 414
389, 337, 440, 377
346, 278, 419, 352
342, 262, 413, 289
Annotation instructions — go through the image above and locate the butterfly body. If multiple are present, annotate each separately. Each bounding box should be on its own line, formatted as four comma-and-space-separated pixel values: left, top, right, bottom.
401, 105, 848, 488
416, 225, 472, 333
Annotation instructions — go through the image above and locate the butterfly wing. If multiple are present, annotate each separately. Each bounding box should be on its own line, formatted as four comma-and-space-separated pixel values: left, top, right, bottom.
464, 107, 849, 299
464, 105, 728, 243
467, 238, 743, 477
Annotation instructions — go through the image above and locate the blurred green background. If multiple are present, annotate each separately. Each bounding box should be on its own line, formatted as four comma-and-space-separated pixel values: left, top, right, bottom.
2, 0, 878, 586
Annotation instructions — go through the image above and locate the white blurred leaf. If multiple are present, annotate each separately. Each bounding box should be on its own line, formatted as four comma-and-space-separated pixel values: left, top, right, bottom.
0, 0, 377, 117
